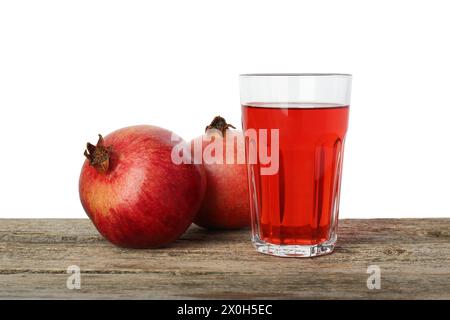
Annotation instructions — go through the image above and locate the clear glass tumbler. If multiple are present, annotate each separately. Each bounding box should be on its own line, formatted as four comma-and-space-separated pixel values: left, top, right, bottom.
240, 74, 352, 257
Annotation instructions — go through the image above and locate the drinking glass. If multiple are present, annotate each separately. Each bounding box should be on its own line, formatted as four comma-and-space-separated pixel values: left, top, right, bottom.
240, 74, 352, 257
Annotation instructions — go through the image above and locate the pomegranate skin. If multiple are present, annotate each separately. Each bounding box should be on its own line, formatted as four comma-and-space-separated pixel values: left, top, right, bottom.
191, 130, 250, 230
79, 125, 206, 248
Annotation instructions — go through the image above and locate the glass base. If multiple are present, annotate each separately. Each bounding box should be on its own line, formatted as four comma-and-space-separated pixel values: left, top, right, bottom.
252, 234, 337, 258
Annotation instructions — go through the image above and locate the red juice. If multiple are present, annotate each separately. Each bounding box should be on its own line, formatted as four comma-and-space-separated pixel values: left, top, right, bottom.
241, 103, 349, 246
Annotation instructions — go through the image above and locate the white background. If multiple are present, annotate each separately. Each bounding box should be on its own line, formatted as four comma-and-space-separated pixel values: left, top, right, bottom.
1, 0, 449, 219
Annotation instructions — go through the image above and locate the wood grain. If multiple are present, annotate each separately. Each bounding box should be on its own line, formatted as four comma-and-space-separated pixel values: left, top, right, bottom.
0, 219, 449, 299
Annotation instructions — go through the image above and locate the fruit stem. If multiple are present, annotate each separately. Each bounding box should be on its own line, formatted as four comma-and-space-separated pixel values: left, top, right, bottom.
205, 116, 236, 136
84, 134, 112, 173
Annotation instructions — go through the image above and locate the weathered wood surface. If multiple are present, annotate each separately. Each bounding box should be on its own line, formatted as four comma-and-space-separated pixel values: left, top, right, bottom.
0, 219, 449, 299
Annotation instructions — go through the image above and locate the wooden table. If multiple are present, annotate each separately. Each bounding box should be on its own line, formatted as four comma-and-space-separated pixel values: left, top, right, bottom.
0, 219, 449, 299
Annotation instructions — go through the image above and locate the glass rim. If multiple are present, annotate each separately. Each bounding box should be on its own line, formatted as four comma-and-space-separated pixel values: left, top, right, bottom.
240, 73, 352, 78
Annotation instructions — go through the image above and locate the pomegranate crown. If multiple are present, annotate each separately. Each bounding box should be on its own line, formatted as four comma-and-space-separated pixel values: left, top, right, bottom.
84, 134, 112, 173
205, 116, 236, 136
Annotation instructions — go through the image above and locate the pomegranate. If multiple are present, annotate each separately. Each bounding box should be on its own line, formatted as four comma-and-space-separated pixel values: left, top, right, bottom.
191, 116, 250, 230
79, 125, 206, 248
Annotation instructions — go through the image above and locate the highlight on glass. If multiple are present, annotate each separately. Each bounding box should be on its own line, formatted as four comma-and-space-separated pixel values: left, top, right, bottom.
240, 73, 352, 257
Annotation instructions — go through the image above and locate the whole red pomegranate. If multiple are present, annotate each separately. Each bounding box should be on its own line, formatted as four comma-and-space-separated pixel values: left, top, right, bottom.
79, 125, 206, 248
191, 116, 250, 230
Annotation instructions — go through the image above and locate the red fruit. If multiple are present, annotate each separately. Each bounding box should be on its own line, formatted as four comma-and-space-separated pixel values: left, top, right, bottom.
79, 125, 206, 248
191, 116, 250, 230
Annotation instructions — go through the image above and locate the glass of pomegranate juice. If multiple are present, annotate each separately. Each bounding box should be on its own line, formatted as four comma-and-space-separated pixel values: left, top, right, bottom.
240, 74, 352, 257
